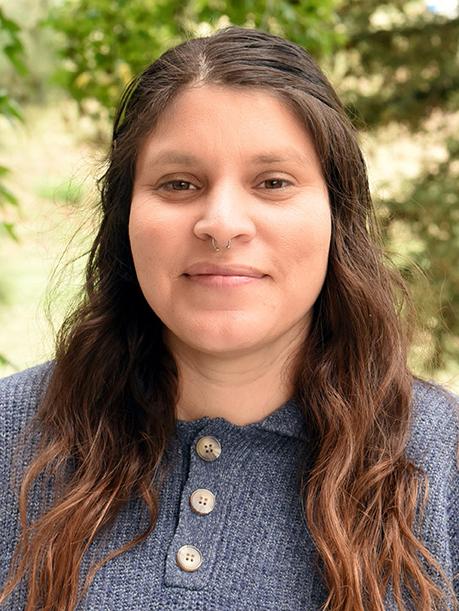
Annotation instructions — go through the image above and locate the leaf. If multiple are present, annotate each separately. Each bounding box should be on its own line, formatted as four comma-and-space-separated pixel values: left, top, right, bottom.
0, 92, 23, 122
0, 353, 18, 368
0, 184, 18, 206
0, 9, 21, 35
0, 221, 18, 241
3, 44, 28, 76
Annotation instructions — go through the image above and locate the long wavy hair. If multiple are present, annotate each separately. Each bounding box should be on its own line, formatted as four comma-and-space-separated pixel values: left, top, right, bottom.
1, 26, 456, 611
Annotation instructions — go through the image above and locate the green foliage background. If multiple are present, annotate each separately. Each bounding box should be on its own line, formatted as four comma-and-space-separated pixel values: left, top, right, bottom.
0, 7, 24, 242
0, 0, 458, 380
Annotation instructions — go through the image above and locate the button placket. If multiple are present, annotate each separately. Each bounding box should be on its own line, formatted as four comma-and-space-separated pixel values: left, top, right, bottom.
165, 426, 229, 589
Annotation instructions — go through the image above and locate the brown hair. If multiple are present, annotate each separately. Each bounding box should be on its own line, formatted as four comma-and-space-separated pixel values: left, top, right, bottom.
1, 26, 457, 610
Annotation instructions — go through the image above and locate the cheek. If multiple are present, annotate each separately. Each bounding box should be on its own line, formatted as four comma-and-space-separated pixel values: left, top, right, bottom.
275, 203, 332, 271
128, 204, 179, 278
272, 211, 331, 321
129, 216, 177, 322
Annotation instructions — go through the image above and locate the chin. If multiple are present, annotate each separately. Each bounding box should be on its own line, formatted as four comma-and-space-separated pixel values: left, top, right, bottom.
192, 337, 261, 357
190, 329, 264, 355
166, 317, 271, 357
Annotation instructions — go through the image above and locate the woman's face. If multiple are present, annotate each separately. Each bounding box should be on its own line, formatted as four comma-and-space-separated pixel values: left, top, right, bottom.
130, 84, 331, 357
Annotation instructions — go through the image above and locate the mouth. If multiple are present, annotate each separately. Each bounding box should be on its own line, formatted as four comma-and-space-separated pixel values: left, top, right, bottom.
183, 273, 267, 288
183, 263, 266, 278
181, 262, 268, 288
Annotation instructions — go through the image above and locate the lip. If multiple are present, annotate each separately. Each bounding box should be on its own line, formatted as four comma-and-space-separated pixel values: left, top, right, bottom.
183, 262, 266, 278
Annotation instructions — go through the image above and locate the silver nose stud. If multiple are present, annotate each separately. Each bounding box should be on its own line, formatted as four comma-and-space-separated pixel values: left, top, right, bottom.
211, 238, 232, 252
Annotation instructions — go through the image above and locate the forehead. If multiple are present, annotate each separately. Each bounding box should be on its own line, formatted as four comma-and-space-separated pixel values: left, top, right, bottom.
136, 84, 320, 170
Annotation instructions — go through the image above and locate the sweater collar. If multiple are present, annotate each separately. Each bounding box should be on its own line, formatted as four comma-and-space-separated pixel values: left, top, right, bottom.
175, 398, 309, 441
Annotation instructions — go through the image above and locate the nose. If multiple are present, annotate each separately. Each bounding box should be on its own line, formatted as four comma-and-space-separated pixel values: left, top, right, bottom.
193, 181, 256, 247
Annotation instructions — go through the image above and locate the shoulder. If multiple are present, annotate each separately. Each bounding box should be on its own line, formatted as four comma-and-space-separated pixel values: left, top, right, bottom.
0, 362, 54, 443
407, 379, 459, 600
0, 363, 54, 506
406, 377, 459, 471
406, 380, 459, 516
411, 377, 459, 429
0, 362, 54, 411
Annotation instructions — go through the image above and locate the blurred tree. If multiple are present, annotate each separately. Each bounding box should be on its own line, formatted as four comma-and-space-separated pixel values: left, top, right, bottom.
0, 7, 25, 241
1, 0, 61, 106
331, 0, 459, 370
43, 0, 340, 122
0, 8, 26, 367
44, 0, 459, 372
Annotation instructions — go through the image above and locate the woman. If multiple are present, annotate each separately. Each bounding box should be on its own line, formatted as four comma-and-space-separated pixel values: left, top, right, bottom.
0, 26, 458, 611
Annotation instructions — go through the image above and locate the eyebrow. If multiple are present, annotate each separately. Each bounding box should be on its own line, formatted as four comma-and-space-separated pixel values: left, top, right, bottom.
148, 148, 310, 167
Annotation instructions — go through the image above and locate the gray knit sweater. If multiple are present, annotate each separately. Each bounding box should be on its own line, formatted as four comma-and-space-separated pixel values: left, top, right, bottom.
0, 363, 458, 610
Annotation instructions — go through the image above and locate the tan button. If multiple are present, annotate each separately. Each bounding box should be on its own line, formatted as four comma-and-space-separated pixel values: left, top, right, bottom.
189, 488, 216, 515
195, 436, 222, 461
176, 544, 203, 572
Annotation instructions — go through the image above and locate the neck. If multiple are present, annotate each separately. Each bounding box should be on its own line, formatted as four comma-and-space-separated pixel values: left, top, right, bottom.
167, 332, 303, 426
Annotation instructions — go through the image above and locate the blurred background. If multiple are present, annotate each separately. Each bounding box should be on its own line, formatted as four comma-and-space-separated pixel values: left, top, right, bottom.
0, 0, 458, 390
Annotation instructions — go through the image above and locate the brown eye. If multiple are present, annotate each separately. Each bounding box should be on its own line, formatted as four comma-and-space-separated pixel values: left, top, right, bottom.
262, 178, 291, 189
162, 180, 196, 191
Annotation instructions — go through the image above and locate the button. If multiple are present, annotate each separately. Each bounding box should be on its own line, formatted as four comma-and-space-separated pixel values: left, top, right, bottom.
195, 436, 222, 461
189, 488, 216, 515
176, 544, 203, 572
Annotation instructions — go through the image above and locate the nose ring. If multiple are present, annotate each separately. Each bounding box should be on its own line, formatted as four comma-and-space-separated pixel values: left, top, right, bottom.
211, 237, 231, 252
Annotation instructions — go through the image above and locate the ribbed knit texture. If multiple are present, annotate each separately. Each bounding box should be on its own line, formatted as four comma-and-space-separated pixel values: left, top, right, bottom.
0, 363, 458, 610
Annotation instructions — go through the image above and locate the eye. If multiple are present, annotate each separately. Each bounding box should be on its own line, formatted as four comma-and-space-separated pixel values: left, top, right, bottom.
259, 178, 292, 189
159, 180, 198, 191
